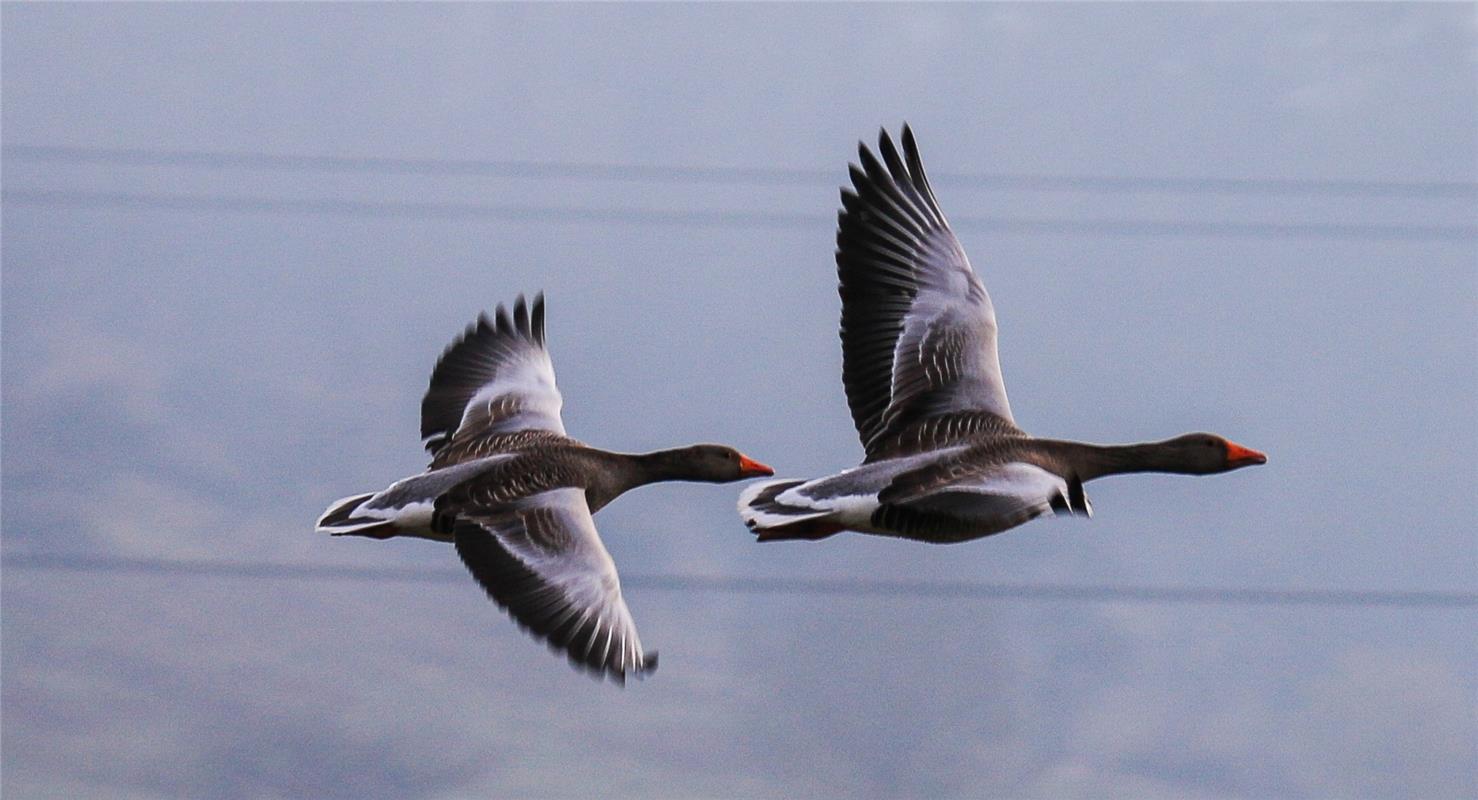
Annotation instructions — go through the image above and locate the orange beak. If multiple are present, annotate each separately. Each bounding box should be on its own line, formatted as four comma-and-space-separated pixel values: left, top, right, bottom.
737, 455, 775, 478
1224, 441, 1267, 468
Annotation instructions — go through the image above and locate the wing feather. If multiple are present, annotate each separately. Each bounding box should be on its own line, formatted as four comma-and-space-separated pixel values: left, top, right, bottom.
420, 294, 565, 459
837, 126, 1017, 462
450, 488, 656, 684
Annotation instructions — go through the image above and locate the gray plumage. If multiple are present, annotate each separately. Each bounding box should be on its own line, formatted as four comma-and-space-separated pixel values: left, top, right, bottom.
319, 294, 772, 684
739, 126, 1265, 545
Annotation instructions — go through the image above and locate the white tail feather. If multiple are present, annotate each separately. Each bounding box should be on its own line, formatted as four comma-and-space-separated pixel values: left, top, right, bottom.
316, 492, 377, 532
737, 478, 833, 531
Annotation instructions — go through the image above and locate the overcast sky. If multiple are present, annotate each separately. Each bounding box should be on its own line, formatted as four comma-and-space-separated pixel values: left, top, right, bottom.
3, 4, 1475, 798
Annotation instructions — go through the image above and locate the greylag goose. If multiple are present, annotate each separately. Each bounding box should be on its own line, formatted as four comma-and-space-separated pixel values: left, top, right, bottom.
317, 294, 772, 682
738, 126, 1265, 544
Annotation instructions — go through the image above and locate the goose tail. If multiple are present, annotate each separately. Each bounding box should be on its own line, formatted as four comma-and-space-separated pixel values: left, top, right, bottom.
737, 479, 845, 542
314, 492, 400, 539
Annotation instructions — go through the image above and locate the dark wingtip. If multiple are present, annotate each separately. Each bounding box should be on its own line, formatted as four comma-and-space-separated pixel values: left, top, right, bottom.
856, 140, 887, 181
531, 291, 546, 345
600, 651, 657, 688
638, 651, 659, 677
876, 127, 909, 182
898, 123, 936, 203
512, 294, 530, 338
878, 125, 902, 163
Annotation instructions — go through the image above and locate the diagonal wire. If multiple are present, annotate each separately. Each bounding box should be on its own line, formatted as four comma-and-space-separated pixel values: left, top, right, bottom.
5, 552, 1475, 609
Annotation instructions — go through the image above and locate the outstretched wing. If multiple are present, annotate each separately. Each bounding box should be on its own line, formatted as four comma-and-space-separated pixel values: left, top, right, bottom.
420, 294, 565, 459
450, 488, 656, 684
836, 126, 1016, 462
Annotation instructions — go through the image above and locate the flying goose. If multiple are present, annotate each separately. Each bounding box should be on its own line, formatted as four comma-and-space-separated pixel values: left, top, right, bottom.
739, 126, 1265, 543
318, 294, 773, 682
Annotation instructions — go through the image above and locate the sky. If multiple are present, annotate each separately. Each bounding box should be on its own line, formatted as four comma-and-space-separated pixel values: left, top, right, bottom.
3, 4, 1475, 798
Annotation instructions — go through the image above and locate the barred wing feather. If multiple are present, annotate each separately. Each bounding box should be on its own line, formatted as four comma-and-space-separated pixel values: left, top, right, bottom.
420, 293, 564, 458
837, 126, 1016, 461
451, 488, 655, 683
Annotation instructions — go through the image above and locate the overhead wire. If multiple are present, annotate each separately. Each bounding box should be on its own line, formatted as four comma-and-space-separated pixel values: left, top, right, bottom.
4, 188, 1473, 242
6, 143, 1476, 198
4, 147, 1473, 611
7, 143, 1474, 241
4, 553, 1474, 609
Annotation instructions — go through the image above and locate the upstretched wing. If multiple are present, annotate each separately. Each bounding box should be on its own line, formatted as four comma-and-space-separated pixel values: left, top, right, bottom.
450, 488, 656, 683
420, 293, 564, 459
836, 126, 1017, 462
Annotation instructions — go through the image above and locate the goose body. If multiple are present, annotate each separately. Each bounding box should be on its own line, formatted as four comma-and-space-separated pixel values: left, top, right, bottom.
318, 295, 772, 682
739, 127, 1265, 544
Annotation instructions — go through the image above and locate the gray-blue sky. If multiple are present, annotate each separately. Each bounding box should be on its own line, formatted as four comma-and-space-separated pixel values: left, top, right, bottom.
3, 4, 1475, 798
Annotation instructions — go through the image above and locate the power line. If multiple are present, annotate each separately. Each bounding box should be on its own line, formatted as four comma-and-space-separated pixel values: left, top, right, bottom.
5, 552, 1474, 609
5, 188, 1474, 242
6, 143, 1475, 199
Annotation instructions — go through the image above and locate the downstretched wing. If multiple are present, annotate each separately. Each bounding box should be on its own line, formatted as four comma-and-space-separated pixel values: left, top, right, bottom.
836, 126, 1016, 462
450, 488, 656, 683
420, 293, 564, 459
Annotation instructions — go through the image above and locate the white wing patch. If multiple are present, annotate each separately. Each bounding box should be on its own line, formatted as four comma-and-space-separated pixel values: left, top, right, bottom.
421, 295, 566, 456
456, 354, 565, 438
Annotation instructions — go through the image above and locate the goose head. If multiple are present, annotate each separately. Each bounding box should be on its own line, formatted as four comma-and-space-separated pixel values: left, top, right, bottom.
656, 444, 775, 482
1158, 433, 1267, 474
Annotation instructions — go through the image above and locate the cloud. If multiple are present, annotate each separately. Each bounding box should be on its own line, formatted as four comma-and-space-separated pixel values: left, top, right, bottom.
6, 318, 170, 424
4, 3, 1474, 798
1036, 606, 1476, 799
2, 572, 490, 800
1281, 649, 1476, 798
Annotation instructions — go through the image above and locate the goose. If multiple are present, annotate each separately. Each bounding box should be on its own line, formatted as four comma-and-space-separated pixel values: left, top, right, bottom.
738, 126, 1265, 544
317, 294, 773, 682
